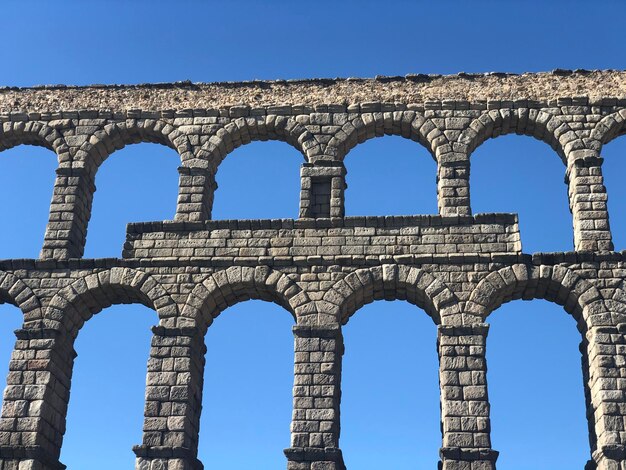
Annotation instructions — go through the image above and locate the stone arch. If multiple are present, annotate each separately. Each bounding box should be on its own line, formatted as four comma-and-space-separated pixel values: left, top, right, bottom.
0, 120, 68, 161
328, 111, 443, 161
322, 264, 460, 325
74, 119, 193, 170
465, 264, 618, 330
44, 267, 178, 338
458, 109, 580, 163
590, 109, 626, 148
196, 116, 315, 170
0, 270, 42, 324
181, 266, 309, 332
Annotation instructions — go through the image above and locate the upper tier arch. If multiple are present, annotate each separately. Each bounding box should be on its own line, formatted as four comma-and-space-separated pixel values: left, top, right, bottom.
327, 111, 442, 160
73, 119, 193, 170
196, 116, 313, 169
0, 121, 68, 162
590, 109, 626, 148
457, 109, 581, 163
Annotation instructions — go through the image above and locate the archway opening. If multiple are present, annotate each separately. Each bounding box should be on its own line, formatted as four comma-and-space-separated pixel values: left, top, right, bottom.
470, 135, 572, 253
61, 304, 156, 469
0, 145, 57, 258
83, 143, 179, 258
212, 141, 302, 220
341, 301, 440, 469
198, 299, 294, 469
487, 299, 589, 469
598, 137, 626, 249
344, 135, 437, 216
0, 304, 23, 410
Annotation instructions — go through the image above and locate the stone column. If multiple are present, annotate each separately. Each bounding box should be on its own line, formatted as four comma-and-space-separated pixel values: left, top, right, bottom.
175, 166, 216, 222
284, 325, 345, 470
134, 326, 205, 470
438, 324, 498, 470
437, 153, 471, 217
567, 150, 613, 252
584, 324, 626, 470
299, 163, 346, 219
0, 328, 74, 470
40, 167, 96, 260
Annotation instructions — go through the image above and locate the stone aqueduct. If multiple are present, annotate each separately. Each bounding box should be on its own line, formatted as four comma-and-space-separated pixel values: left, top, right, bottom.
0, 71, 626, 469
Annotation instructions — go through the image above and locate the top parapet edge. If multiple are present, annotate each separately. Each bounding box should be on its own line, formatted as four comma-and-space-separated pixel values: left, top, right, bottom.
2, 69, 626, 111
0, 69, 620, 91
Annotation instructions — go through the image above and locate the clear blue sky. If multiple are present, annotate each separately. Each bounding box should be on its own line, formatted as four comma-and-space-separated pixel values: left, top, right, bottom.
0, 1, 625, 469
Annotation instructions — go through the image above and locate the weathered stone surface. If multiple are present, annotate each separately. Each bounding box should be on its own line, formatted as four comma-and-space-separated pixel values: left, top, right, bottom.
2, 70, 626, 111
1, 73, 626, 469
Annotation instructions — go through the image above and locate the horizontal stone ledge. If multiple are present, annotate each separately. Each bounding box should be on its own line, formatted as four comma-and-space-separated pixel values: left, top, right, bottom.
284, 446, 345, 463
0, 445, 66, 469
151, 325, 202, 338
120, 253, 526, 268
0, 257, 127, 271
121, 252, 624, 267
301, 164, 346, 178
54, 166, 93, 178
126, 213, 519, 234
530, 250, 625, 264
2, 250, 626, 272
1, 254, 524, 271
438, 323, 490, 337
439, 446, 499, 462
14, 327, 63, 341
132, 444, 199, 460
293, 325, 342, 338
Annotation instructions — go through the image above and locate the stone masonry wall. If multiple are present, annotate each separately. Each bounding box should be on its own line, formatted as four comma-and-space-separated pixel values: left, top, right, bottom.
123, 215, 521, 260
1, 71, 626, 469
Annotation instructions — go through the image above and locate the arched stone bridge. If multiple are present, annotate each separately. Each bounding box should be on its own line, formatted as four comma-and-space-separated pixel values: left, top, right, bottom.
1, 71, 626, 469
